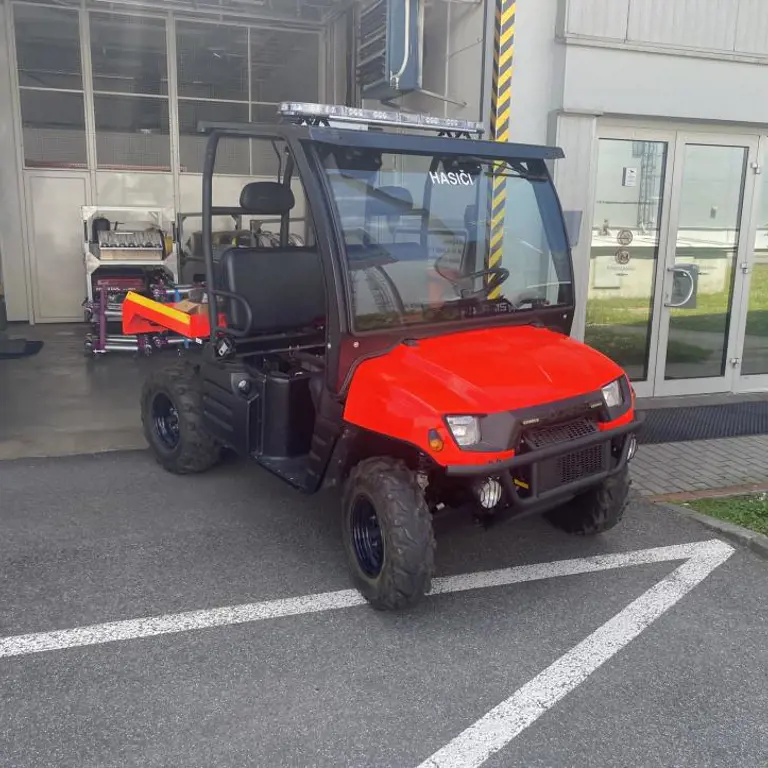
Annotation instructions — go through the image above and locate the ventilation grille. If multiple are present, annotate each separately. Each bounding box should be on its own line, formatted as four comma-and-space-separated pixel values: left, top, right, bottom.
538, 444, 607, 494
358, 0, 387, 94
524, 418, 598, 450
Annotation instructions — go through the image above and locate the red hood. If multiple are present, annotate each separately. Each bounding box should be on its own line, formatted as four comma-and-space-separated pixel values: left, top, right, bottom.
343, 325, 629, 466
347, 325, 624, 415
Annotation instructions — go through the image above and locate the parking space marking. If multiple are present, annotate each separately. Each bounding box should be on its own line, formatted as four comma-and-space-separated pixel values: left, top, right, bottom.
418, 538, 735, 768
0, 540, 732, 662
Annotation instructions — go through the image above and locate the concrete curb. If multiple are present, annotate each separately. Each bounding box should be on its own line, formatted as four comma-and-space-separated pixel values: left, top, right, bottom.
648, 481, 768, 504
664, 502, 768, 560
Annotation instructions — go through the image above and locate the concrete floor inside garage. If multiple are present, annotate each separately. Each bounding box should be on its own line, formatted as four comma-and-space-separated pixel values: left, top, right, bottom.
0, 322, 160, 460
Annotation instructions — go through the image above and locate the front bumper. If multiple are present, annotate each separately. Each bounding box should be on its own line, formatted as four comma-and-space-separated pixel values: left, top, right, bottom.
445, 416, 643, 509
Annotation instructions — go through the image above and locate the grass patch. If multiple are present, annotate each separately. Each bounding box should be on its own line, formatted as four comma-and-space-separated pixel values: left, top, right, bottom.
688, 493, 768, 536
585, 326, 710, 367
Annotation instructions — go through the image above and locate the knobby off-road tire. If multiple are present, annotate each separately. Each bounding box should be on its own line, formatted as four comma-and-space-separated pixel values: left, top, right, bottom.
546, 465, 631, 535
141, 361, 221, 475
342, 457, 436, 611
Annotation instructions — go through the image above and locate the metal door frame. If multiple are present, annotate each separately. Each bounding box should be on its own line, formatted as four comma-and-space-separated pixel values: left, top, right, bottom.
652, 132, 760, 397
733, 134, 768, 393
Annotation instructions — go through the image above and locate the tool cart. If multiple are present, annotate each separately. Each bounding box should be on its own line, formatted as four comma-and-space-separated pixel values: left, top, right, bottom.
81, 206, 190, 356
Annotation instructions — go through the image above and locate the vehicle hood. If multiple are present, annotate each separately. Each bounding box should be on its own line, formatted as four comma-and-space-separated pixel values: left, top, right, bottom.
346, 325, 625, 416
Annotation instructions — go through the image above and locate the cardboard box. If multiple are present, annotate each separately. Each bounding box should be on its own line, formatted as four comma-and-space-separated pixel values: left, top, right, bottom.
173, 299, 206, 315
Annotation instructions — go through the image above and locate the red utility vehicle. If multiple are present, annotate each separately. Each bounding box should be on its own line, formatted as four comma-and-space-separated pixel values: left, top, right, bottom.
125, 103, 642, 611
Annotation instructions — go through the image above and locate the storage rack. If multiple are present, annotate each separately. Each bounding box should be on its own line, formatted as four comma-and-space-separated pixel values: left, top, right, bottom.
81, 205, 184, 356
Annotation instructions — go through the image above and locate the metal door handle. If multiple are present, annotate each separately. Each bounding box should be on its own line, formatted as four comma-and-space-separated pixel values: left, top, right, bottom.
665, 267, 695, 308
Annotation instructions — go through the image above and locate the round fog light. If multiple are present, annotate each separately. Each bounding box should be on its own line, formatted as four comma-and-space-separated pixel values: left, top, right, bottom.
627, 435, 638, 461
474, 478, 502, 509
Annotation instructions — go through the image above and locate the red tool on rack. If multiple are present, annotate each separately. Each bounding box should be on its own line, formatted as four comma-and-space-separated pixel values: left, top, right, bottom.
121, 290, 223, 339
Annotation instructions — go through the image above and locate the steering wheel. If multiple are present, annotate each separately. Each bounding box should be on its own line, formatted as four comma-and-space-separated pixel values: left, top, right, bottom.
437, 265, 510, 299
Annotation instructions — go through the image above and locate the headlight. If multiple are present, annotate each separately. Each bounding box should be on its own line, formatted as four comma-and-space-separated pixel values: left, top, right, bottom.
601, 379, 623, 409
446, 415, 481, 447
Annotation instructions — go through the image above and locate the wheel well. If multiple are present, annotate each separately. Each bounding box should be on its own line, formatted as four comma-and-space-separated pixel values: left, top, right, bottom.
347, 428, 425, 473
322, 425, 429, 491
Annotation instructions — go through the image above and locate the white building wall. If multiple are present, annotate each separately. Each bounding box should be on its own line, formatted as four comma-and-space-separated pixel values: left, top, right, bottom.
561, 44, 768, 125
555, 0, 768, 124
563, 0, 768, 56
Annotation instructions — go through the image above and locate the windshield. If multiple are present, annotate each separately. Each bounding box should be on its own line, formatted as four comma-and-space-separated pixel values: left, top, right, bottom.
317, 145, 574, 331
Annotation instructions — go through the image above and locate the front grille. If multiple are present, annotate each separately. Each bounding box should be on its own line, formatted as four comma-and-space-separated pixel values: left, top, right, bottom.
524, 417, 597, 450
538, 443, 608, 494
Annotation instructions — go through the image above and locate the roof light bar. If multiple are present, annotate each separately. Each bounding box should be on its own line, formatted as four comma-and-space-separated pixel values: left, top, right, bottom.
278, 102, 485, 136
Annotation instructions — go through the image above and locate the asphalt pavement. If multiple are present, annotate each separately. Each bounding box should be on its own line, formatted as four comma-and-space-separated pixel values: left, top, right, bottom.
1, 450, 767, 768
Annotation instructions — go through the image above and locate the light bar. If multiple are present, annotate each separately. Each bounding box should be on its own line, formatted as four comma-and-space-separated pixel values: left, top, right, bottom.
278, 102, 485, 136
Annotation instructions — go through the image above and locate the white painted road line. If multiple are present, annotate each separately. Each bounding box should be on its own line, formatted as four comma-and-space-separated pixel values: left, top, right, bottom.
0, 539, 732, 661
416, 538, 735, 768
0, 589, 367, 659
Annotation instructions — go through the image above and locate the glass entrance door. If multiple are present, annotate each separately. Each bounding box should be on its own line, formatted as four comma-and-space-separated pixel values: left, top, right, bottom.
586, 129, 762, 397
584, 133, 672, 398
653, 136, 759, 396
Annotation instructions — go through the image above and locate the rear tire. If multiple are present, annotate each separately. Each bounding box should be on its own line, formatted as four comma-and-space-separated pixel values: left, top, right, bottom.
546, 466, 630, 535
342, 457, 435, 610
141, 361, 221, 474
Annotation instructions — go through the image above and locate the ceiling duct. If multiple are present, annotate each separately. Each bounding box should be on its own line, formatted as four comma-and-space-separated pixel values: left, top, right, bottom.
356, 0, 423, 101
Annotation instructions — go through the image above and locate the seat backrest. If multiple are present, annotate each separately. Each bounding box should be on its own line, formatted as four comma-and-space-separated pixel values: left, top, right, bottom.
216, 246, 326, 334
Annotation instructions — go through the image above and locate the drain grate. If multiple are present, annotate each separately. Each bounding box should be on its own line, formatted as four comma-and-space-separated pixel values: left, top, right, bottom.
637, 401, 768, 445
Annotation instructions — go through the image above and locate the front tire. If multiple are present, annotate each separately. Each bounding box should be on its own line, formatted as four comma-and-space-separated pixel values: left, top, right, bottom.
141, 361, 221, 474
546, 466, 630, 535
342, 458, 435, 610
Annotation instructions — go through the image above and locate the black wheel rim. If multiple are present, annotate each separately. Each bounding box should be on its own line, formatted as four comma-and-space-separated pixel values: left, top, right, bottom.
152, 392, 180, 450
350, 495, 384, 578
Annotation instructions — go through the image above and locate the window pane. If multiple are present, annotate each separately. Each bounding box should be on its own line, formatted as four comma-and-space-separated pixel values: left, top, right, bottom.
665, 144, 747, 380
250, 104, 280, 176
177, 22, 248, 101
251, 30, 319, 103
90, 13, 167, 95
15, 6, 82, 90
585, 139, 667, 381
20, 90, 87, 169
178, 101, 249, 175
94, 94, 170, 170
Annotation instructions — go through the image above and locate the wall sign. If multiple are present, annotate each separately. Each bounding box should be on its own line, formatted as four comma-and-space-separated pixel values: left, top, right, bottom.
615, 249, 631, 266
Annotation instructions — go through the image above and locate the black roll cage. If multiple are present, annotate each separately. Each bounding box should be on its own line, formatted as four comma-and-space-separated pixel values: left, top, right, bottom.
198, 120, 575, 395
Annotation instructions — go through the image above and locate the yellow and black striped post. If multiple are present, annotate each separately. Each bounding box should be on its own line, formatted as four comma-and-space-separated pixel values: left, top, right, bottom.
487, 0, 516, 297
